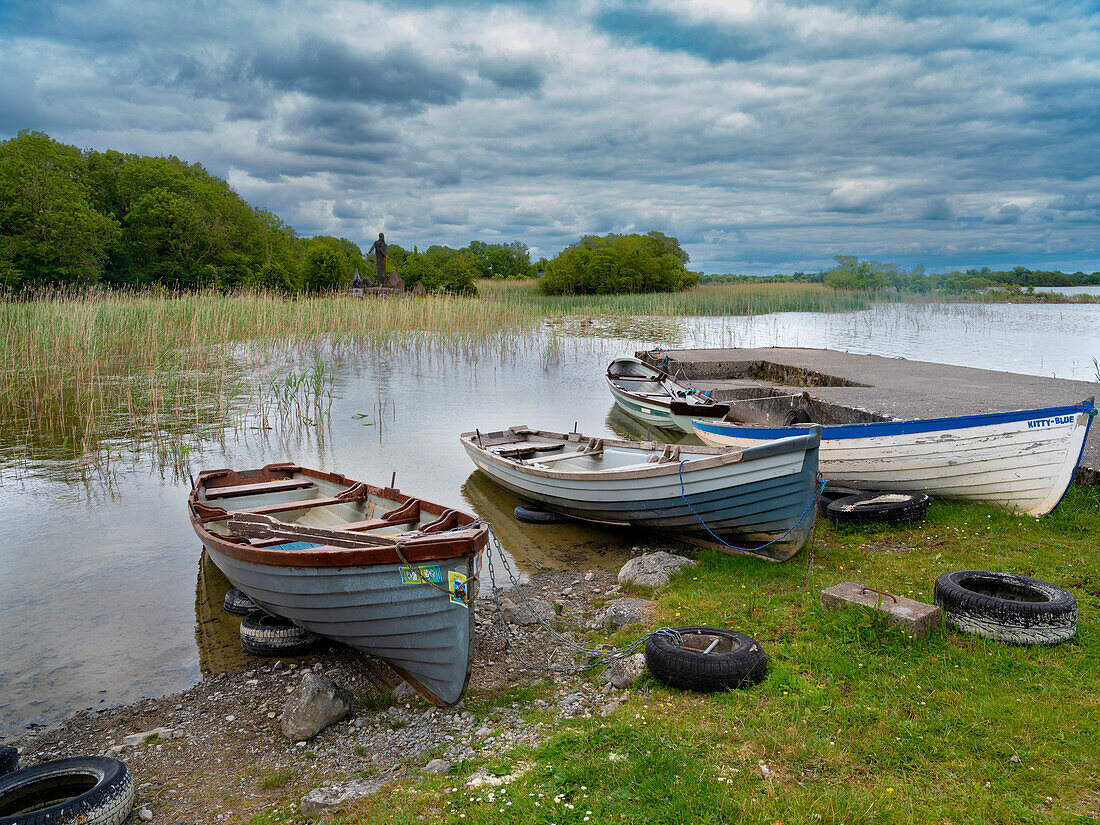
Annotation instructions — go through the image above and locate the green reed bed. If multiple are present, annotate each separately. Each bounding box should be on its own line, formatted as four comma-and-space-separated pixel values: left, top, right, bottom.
479, 278, 880, 316
0, 288, 540, 478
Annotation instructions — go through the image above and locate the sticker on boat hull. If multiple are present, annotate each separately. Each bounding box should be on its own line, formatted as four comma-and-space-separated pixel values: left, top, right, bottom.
449, 571, 469, 607
400, 565, 443, 585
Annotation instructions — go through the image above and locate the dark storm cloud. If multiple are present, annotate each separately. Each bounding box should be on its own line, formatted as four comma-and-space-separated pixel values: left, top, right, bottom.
247, 37, 464, 106
475, 56, 544, 91
595, 7, 776, 63
920, 198, 955, 221
2, 0, 1098, 273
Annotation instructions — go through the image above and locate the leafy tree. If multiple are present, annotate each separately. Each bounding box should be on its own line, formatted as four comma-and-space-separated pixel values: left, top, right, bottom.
466, 240, 533, 279
823, 256, 889, 290
301, 237, 352, 291
538, 232, 697, 295
398, 246, 478, 295
0, 131, 119, 288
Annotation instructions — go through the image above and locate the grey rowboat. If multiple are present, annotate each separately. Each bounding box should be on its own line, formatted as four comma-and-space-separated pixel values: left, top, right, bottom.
460, 426, 822, 561
188, 463, 488, 706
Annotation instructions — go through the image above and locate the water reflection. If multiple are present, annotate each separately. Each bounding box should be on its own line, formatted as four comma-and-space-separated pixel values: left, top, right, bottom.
460, 470, 638, 578
193, 551, 257, 676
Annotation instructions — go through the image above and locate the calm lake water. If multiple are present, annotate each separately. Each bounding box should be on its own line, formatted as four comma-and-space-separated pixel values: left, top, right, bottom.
2, 300, 1099, 738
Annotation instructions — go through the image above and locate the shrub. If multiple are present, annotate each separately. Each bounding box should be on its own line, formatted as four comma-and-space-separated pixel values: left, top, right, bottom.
538, 232, 697, 295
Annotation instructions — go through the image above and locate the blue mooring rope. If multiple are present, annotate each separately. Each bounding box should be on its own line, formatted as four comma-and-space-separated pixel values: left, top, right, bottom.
677, 460, 826, 554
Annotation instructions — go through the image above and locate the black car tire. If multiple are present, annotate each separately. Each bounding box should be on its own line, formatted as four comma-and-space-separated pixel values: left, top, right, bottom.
223, 588, 258, 616
645, 626, 767, 692
0, 749, 15, 779
816, 484, 866, 517
783, 408, 812, 425
826, 492, 930, 525
0, 756, 134, 825
239, 611, 320, 656
514, 505, 565, 524
933, 570, 1077, 645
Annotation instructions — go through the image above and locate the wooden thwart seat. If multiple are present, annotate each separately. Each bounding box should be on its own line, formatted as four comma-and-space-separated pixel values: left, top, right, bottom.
205, 478, 315, 500
228, 513, 400, 547
524, 438, 604, 465
196, 482, 369, 523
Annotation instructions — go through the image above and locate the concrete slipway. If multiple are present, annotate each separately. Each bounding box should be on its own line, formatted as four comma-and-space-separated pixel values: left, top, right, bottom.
636, 347, 1099, 476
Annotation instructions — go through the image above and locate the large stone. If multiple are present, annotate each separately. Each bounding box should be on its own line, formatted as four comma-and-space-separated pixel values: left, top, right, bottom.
821, 581, 942, 638
599, 653, 646, 688
393, 681, 420, 705
597, 598, 656, 630
281, 672, 354, 741
300, 778, 392, 816
500, 598, 555, 627
120, 727, 181, 747
618, 552, 697, 588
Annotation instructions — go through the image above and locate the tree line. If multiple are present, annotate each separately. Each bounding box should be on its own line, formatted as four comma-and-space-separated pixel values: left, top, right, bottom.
0, 131, 538, 296
821, 257, 1100, 293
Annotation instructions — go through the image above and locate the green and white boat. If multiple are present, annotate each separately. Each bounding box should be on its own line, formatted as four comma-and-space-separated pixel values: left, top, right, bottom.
606, 354, 730, 434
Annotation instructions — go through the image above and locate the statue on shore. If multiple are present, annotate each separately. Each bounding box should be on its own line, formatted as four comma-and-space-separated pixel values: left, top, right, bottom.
367, 232, 388, 284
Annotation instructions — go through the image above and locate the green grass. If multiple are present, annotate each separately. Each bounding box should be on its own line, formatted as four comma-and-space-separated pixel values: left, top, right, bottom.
257, 767, 298, 790
293, 487, 1100, 824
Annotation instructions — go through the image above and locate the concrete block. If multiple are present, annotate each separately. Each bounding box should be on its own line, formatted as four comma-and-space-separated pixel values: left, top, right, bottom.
821, 581, 941, 637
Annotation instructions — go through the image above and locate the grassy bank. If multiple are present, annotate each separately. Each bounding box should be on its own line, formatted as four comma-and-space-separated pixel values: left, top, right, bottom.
263, 486, 1099, 824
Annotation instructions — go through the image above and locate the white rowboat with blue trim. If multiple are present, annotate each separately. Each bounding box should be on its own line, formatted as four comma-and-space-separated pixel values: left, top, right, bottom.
460, 425, 821, 561
606, 355, 730, 434
692, 398, 1095, 516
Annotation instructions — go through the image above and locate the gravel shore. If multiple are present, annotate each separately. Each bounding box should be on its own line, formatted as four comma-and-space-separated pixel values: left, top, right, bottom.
10, 566, 640, 823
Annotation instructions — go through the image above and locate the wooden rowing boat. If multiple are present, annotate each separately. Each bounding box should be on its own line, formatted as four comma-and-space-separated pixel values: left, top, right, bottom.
460, 425, 821, 561
188, 463, 489, 706
692, 398, 1096, 516
606, 355, 730, 434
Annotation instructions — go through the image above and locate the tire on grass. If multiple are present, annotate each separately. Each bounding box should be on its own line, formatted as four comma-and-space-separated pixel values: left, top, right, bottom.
223, 588, 258, 616
514, 505, 565, 524
933, 570, 1077, 645
0, 756, 134, 825
645, 626, 767, 692
816, 484, 866, 517
826, 491, 929, 525
239, 611, 321, 657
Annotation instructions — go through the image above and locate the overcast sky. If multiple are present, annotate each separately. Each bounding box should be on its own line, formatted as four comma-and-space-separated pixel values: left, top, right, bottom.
2, 0, 1098, 274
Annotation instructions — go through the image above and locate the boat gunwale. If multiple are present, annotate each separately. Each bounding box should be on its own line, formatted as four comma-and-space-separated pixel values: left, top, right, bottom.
460, 426, 820, 482
692, 398, 1096, 441
189, 464, 488, 568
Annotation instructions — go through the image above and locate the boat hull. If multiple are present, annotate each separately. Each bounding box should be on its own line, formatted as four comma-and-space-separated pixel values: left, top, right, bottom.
461, 427, 821, 561
692, 400, 1095, 516
606, 355, 729, 434
608, 381, 703, 434
202, 541, 476, 705
188, 464, 487, 706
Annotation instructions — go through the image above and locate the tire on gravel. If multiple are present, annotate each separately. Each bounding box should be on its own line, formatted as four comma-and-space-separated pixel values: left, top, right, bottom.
0, 756, 134, 825
514, 504, 565, 524
933, 570, 1077, 645
0, 749, 16, 779
239, 611, 321, 656
826, 491, 929, 525
816, 484, 866, 517
223, 588, 258, 616
645, 626, 767, 692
